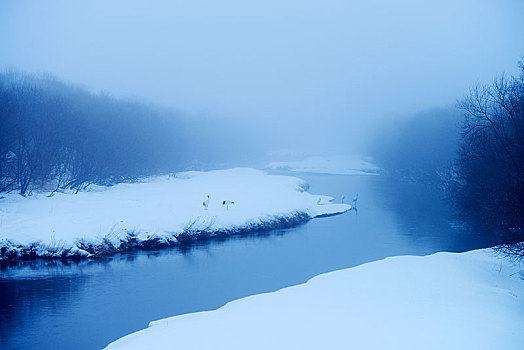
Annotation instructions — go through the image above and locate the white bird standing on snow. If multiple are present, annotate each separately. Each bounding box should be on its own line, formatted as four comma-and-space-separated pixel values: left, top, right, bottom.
341, 195, 345, 203
203, 195, 210, 210
317, 197, 322, 205
222, 200, 235, 210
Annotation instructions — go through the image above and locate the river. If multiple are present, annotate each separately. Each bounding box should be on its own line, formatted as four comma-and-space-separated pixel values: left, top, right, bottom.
0, 172, 493, 349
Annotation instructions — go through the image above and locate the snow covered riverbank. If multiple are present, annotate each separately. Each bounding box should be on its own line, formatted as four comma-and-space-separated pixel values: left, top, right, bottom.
266, 155, 380, 175
105, 249, 524, 350
0, 168, 350, 260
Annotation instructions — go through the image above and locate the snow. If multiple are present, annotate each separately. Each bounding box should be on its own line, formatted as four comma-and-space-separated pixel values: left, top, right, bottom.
105, 249, 524, 350
0, 168, 350, 259
266, 155, 380, 175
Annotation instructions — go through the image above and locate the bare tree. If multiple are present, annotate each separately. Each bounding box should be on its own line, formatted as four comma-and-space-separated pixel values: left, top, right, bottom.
453, 61, 524, 259
0, 70, 186, 195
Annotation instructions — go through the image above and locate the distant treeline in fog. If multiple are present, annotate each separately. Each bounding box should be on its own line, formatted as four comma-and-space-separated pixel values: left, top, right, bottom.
368, 108, 461, 185
0, 70, 272, 196
0, 71, 190, 195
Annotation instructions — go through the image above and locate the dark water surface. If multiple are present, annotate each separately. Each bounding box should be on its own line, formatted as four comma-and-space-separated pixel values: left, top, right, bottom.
0, 173, 493, 349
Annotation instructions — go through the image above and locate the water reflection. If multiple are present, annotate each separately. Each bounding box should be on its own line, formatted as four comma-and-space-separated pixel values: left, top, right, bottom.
372, 176, 494, 252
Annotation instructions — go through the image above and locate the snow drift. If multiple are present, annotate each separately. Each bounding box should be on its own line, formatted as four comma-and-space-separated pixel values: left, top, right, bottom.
0, 168, 350, 260
105, 249, 524, 350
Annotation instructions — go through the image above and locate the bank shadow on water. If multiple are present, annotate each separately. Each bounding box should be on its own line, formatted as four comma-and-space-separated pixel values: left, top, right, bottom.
369, 175, 495, 252
0, 172, 496, 350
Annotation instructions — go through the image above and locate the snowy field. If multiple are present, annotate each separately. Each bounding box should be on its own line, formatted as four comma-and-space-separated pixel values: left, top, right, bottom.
105, 249, 524, 350
266, 155, 380, 175
0, 168, 350, 259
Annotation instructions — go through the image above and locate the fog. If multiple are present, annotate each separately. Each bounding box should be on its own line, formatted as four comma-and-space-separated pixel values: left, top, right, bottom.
1, 3, 524, 348
1, 0, 523, 156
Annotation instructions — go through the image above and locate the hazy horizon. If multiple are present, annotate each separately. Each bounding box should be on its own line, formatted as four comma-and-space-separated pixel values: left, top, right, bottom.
1, 0, 523, 155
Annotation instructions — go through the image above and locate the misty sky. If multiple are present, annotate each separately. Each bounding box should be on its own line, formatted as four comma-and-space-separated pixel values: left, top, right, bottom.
1, 0, 523, 153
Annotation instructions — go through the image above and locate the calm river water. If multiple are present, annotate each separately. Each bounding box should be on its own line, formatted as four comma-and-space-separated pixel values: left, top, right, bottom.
0, 173, 493, 349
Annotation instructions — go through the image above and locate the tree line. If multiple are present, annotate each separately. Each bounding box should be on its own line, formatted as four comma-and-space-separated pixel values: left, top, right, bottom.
369, 61, 524, 260
368, 107, 460, 187
452, 62, 524, 259
0, 70, 188, 195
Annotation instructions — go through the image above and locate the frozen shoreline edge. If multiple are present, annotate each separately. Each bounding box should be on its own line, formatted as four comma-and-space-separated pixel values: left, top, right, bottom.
0, 207, 350, 262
